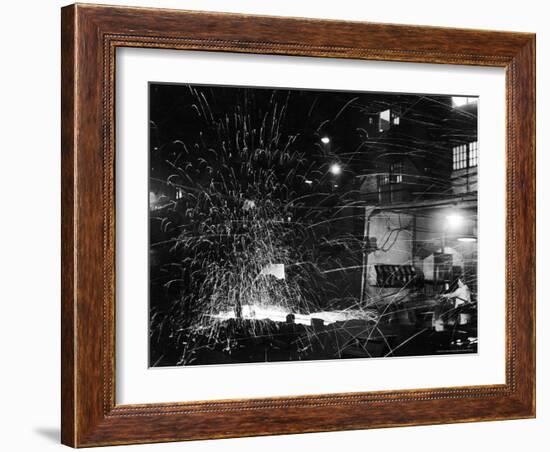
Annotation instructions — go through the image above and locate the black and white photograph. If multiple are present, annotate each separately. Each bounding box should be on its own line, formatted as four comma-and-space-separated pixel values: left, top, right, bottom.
148, 83, 479, 367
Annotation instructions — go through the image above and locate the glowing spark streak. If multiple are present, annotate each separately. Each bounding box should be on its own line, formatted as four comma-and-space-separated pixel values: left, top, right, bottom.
209, 304, 377, 326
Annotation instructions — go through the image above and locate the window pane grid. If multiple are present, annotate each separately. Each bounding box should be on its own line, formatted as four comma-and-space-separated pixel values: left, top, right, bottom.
453, 141, 478, 170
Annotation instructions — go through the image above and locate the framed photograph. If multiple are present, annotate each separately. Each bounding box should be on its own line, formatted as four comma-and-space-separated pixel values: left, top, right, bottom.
61, 3, 536, 447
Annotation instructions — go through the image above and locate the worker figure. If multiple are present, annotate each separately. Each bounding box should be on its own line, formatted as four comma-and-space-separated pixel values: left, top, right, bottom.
434, 278, 471, 330
441, 278, 471, 308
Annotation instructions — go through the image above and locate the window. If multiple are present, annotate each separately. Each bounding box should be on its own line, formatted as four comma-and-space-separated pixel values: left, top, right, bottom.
468, 141, 478, 167
391, 108, 401, 125
379, 161, 404, 187
453, 144, 467, 170
451, 96, 478, 108
453, 141, 478, 170
379, 109, 390, 132
378, 161, 406, 204
389, 162, 403, 183
378, 108, 401, 131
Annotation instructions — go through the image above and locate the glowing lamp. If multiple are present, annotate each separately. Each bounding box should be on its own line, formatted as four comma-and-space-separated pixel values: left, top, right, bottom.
329, 163, 342, 175
445, 213, 463, 229
457, 236, 477, 242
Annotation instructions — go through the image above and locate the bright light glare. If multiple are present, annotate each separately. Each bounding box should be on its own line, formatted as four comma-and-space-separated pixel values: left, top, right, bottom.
329, 163, 342, 175
446, 213, 463, 229
452, 96, 478, 108
321, 136, 330, 144
457, 237, 477, 242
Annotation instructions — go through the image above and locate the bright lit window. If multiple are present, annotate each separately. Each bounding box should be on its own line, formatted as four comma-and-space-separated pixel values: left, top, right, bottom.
379, 109, 391, 132
391, 108, 401, 125
453, 141, 478, 170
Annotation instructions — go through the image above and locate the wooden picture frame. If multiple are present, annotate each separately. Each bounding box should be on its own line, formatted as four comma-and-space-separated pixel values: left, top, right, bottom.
61, 3, 535, 447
